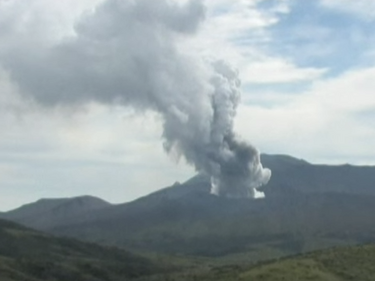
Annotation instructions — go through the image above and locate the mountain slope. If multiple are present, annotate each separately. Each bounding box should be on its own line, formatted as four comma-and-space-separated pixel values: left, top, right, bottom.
261, 154, 375, 196
0, 219, 171, 281
0, 196, 112, 230
48, 191, 375, 258
182, 243, 375, 281
3, 154, 375, 259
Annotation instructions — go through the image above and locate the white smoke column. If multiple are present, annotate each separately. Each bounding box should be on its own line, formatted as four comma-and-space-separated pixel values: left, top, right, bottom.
0, 0, 271, 198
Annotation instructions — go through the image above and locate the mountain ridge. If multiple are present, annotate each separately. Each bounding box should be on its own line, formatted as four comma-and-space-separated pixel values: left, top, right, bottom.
2, 154, 375, 260
0, 195, 112, 230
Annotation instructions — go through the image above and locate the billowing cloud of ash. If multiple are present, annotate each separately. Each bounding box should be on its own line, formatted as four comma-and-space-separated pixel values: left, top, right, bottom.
0, 0, 271, 198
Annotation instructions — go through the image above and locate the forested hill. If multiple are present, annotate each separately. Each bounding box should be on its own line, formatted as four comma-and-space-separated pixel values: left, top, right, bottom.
181, 244, 375, 281
0, 219, 171, 281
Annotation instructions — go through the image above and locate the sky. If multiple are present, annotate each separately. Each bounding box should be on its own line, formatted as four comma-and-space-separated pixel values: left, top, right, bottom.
1, 0, 375, 211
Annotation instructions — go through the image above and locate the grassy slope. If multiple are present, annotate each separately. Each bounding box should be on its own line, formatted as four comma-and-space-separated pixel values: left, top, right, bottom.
0, 219, 173, 281
178, 244, 375, 281
2, 217, 375, 281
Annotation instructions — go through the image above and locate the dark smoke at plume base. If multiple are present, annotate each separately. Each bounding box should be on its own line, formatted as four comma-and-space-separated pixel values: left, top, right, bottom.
210, 134, 271, 199
0, 0, 271, 198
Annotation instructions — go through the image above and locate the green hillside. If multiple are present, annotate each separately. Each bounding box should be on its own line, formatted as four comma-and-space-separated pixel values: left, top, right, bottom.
171, 244, 375, 281
1, 217, 375, 281
0, 219, 171, 281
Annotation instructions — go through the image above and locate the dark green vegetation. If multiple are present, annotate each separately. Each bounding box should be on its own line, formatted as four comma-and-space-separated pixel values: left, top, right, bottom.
2, 218, 375, 281
0, 219, 172, 281
176, 244, 375, 281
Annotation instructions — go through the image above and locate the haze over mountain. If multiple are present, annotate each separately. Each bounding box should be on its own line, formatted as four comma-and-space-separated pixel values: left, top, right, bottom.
2, 154, 375, 260
1, 196, 112, 230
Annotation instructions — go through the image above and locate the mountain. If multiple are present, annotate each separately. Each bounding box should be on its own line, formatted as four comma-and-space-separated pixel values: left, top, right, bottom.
0, 195, 112, 230
260, 154, 375, 196
47, 190, 375, 259
2, 154, 375, 260
0, 218, 172, 281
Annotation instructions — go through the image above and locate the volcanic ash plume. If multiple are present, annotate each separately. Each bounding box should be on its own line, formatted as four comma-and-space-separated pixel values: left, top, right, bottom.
0, 0, 271, 198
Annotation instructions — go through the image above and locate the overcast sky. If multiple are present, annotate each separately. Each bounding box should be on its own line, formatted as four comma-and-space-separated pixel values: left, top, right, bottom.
1, 0, 375, 211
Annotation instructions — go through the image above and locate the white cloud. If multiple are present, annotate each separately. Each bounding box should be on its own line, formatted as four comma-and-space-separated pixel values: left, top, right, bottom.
242, 59, 327, 83
0, 104, 194, 211
306, 68, 375, 113
236, 67, 375, 165
181, 0, 325, 85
